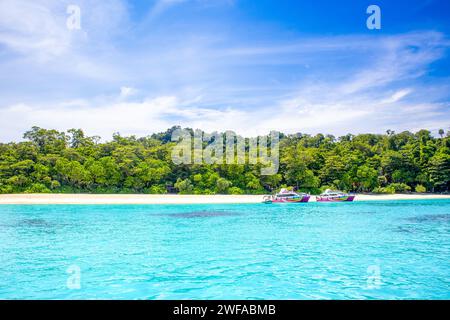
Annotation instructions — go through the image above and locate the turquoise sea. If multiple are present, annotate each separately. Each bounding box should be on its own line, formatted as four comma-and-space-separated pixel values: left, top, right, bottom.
0, 200, 449, 299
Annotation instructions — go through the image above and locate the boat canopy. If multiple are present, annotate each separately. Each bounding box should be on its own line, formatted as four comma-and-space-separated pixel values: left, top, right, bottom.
276, 188, 308, 197
276, 193, 299, 197
321, 189, 346, 196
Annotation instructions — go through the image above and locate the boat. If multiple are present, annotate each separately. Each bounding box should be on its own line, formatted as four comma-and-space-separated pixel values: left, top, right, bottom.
263, 188, 310, 203
316, 189, 355, 202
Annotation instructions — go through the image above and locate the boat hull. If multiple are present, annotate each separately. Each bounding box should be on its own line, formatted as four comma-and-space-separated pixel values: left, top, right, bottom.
316, 195, 355, 202
271, 195, 310, 203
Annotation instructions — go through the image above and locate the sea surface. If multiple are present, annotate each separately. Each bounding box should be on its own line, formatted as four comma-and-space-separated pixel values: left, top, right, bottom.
0, 200, 449, 299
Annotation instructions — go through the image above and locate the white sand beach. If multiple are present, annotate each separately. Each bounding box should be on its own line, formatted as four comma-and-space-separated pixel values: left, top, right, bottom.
0, 193, 449, 204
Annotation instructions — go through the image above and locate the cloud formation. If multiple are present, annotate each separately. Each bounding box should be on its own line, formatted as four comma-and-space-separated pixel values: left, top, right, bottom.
0, 0, 449, 141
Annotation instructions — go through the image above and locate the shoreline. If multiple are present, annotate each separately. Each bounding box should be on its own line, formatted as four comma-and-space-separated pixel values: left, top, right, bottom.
0, 193, 449, 205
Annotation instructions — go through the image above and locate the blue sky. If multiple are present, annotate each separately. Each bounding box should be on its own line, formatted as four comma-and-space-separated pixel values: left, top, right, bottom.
0, 0, 449, 141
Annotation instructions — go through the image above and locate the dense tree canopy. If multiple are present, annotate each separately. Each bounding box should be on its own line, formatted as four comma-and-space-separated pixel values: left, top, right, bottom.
0, 126, 448, 194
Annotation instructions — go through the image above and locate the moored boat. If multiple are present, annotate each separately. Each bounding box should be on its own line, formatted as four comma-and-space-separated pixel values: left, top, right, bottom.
316, 189, 355, 202
263, 188, 310, 203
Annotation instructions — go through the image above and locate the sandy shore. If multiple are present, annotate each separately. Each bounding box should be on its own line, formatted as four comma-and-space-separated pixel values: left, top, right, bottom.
0, 193, 449, 204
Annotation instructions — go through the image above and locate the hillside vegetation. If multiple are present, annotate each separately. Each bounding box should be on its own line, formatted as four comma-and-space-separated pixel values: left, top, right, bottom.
0, 126, 448, 194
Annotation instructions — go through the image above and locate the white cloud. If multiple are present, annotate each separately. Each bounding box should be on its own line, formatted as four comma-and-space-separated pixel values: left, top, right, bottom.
0, 0, 128, 63
147, 0, 234, 19
337, 32, 446, 95
1, 85, 448, 142
149, 0, 189, 17
0, 1, 448, 141
0, 96, 177, 141
0, 0, 73, 60
382, 89, 412, 104
119, 86, 138, 98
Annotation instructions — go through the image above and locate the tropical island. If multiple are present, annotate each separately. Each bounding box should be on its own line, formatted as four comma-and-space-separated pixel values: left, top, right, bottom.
0, 126, 448, 201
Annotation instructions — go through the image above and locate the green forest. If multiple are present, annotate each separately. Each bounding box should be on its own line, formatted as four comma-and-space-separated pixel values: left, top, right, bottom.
0, 126, 449, 194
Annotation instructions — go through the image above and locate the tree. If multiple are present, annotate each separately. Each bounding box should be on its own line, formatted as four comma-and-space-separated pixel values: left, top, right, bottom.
174, 178, 194, 194
67, 129, 99, 148
356, 165, 378, 192
381, 151, 418, 185
415, 184, 426, 193
320, 155, 346, 187
428, 153, 450, 192
23, 127, 67, 153
283, 149, 319, 190
55, 159, 91, 189
0, 126, 448, 195
216, 177, 232, 194
261, 173, 282, 191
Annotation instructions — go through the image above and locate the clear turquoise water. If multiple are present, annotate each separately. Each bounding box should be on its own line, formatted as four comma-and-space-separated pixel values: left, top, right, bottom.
0, 200, 449, 300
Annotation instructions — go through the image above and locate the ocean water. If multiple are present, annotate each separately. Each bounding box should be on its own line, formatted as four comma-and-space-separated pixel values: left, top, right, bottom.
0, 200, 449, 300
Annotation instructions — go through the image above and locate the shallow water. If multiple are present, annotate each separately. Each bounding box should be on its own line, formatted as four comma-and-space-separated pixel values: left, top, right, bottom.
0, 200, 449, 299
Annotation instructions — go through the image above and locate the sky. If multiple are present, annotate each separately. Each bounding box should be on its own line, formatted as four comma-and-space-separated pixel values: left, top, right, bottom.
0, 0, 449, 141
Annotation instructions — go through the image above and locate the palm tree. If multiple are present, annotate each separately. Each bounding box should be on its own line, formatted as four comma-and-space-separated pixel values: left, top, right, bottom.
438, 129, 445, 138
